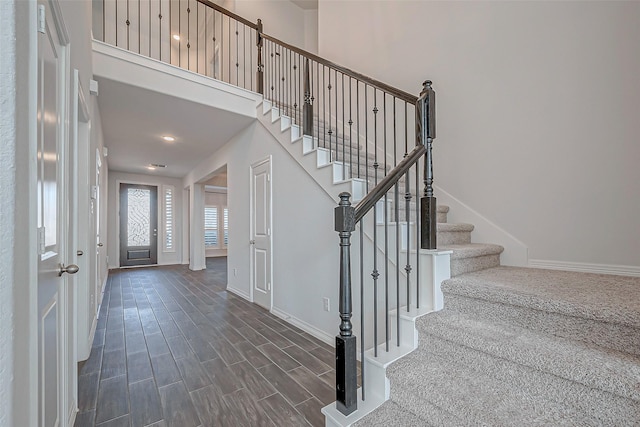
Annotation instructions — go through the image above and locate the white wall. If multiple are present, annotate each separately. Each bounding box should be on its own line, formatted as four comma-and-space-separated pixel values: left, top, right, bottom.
230, 0, 307, 50
318, 1, 640, 268
185, 121, 339, 343
107, 172, 185, 267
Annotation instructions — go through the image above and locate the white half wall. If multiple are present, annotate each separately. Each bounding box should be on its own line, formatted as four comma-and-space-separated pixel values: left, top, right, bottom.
107, 171, 185, 268
184, 121, 340, 343
318, 1, 640, 267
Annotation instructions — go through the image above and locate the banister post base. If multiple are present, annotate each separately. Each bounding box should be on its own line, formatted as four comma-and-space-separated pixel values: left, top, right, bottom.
335, 335, 358, 415
421, 196, 437, 250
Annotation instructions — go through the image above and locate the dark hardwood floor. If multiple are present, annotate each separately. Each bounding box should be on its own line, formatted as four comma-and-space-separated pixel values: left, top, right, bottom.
75, 257, 335, 427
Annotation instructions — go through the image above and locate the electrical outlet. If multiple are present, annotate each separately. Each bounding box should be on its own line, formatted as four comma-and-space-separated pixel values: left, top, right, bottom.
233, 268, 238, 277
323, 297, 330, 312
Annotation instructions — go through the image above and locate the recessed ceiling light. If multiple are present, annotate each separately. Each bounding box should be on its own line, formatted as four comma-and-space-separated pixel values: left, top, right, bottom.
172, 34, 180, 41
147, 166, 156, 170
150, 164, 167, 168
162, 135, 175, 142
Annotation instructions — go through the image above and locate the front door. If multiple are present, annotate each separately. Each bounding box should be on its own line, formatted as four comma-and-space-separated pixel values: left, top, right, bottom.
37, 3, 76, 425
250, 158, 272, 309
119, 183, 158, 266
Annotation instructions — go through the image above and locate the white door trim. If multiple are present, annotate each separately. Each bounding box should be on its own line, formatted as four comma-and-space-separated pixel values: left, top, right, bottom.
249, 156, 273, 310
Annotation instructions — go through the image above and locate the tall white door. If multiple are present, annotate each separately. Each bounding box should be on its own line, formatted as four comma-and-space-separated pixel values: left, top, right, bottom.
250, 158, 272, 310
37, 3, 76, 426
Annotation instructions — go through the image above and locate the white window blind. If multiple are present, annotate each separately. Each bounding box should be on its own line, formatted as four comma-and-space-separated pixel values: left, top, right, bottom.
223, 208, 229, 246
164, 186, 174, 251
204, 206, 218, 247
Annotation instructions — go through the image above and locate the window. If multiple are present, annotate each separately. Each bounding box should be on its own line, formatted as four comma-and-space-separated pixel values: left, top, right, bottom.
223, 208, 229, 246
164, 186, 174, 251
204, 206, 218, 247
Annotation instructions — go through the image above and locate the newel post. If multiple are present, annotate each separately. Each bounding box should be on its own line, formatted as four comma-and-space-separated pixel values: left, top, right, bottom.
334, 192, 357, 415
417, 80, 437, 250
256, 19, 264, 95
303, 58, 313, 137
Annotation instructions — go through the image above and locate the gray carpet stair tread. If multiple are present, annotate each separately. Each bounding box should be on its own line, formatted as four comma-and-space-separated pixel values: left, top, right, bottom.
440, 243, 504, 259
386, 347, 634, 427
417, 332, 640, 425
416, 310, 640, 401
443, 266, 640, 328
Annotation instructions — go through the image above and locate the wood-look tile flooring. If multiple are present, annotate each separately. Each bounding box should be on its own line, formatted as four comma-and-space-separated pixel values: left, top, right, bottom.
75, 258, 336, 427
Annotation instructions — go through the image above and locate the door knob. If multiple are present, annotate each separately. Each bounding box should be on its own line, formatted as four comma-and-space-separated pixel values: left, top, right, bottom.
58, 263, 80, 277
77, 250, 84, 256
97, 242, 103, 247
249, 240, 256, 245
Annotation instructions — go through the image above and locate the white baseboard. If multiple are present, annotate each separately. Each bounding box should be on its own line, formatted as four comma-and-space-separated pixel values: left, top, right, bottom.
226, 285, 251, 301
270, 307, 334, 347
529, 259, 640, 277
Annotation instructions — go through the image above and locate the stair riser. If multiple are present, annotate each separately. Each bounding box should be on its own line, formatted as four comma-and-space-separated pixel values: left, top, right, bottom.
450, 254, 500, 276
444, 292, 640, 357
437, 231, 471, 245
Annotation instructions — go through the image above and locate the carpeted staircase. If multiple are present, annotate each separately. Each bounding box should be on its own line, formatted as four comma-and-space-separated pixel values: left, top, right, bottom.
355, 207, 640, 426
261, 103, 640, 425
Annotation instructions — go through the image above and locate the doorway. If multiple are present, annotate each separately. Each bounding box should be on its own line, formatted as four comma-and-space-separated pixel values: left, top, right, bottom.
119, 183, 158, 266
250, 157, 273, 310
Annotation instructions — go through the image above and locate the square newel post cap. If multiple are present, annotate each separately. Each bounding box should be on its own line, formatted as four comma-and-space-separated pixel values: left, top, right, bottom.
335, 193, 356, 233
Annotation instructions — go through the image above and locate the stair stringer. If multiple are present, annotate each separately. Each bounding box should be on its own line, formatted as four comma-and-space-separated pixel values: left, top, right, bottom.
258, 100, 366, 202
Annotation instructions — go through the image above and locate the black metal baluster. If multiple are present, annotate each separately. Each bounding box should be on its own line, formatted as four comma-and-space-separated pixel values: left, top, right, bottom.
416, 156, 421, 308
405, 168, 412, 312
228, 15, 231, 83
335, 69, 339, 168
356, 82, 360, 179
365, 84, 369, 192
187, 2, 190, 70
322, 66, 326, 149
359, 220, 365, 401
235, 22, 239, 85
335, 193, 357, 416
196, 2, 200, 73
126, 0, 130, 50
349, 77, 353, 180
102, 0, 105, 42
115, 0, 118, 46
373, 89, 379, 356
342, 73, 346, 180
158, 0, 161, 61
270, 43, 275, 105
382, 93, 390, 352
303, 58, 312, 136
138, 0, 141, 54
394, 98, 400, 346
328, 69, 332, 161
211, 10, 218, 79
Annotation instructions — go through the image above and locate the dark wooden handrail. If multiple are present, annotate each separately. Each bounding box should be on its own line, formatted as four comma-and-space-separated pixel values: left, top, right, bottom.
194, 0, 259, 29
354, 144, 426, 223
260, 33, 417, 104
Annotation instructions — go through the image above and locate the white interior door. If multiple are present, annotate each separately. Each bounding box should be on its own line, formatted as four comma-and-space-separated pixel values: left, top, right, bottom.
250, 158, 272, 310
37, 2, 76, 426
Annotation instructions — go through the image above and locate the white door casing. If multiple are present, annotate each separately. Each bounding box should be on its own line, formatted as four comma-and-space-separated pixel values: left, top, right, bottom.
250, 157, 273, 310
36, 1, 76, 426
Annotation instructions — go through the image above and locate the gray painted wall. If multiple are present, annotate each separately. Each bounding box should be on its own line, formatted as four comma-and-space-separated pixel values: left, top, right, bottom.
318, 1, 640, 268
